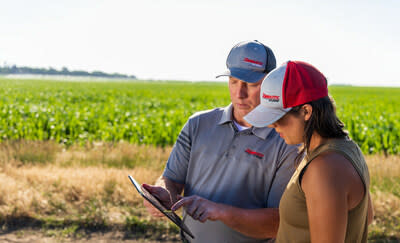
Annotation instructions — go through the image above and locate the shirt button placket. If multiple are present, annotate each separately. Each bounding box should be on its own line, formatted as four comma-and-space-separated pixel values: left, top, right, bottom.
227, 132, 239, 157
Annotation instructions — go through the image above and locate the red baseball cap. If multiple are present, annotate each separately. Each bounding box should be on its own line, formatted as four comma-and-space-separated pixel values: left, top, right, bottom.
244, 61, 328, 127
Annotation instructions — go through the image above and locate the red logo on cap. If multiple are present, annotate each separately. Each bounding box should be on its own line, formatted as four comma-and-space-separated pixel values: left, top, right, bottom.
263, 93, 280, 102
243, 58, 263, 66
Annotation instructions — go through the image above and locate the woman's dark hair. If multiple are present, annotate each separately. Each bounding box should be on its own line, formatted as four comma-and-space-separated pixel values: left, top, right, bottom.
288, 96, 348, 163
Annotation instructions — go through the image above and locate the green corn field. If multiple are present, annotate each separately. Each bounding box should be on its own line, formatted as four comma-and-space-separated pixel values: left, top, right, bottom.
0, 78, 399, 154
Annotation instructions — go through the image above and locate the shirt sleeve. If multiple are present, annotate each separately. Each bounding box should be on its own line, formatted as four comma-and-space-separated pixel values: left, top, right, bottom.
266, 142, 301, 208
162, 119, 192, 184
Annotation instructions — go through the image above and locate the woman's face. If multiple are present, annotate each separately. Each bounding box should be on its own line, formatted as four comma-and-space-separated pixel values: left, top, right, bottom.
268, 106, 311, 145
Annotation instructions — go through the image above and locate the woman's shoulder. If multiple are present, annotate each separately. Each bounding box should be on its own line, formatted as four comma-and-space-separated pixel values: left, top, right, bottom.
309, 150, 353, 173
304, 151, 352, 180
301, 150, 362, 195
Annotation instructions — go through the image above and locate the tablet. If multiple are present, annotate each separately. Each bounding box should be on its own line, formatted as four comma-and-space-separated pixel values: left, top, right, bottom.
128, 175, 194, 239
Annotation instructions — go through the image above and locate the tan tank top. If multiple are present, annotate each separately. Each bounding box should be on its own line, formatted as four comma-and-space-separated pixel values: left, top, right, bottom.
276, 138, 370, 243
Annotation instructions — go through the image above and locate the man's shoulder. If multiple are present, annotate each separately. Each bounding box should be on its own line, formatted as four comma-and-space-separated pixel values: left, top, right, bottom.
188, 107, 225, 121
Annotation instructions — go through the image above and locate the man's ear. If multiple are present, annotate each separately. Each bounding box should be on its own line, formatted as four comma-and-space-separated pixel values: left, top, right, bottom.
302, 104, 313, 121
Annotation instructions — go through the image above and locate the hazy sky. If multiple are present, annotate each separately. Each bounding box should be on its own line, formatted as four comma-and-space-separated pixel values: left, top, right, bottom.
1, 0, 399, 86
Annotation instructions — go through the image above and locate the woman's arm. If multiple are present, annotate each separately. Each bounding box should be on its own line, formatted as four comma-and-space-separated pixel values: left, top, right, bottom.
301, 152, 366, 243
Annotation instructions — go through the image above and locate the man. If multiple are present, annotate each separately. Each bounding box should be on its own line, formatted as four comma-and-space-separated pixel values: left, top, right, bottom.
143, 40, 299, 242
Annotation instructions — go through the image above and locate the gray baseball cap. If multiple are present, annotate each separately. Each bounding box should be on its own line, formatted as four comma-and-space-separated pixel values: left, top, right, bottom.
216, 40, 276, 83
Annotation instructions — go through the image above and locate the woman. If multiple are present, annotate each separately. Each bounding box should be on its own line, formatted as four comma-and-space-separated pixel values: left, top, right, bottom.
244, 61, 373, 242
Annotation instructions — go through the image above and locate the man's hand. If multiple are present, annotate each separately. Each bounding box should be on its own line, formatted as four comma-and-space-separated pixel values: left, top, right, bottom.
142, 184, 172, 217
171, 195, 222, 222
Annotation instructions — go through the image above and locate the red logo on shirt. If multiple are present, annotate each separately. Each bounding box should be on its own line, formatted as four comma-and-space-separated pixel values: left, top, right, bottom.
245, 148, 264, 158
262, 93, 280, 102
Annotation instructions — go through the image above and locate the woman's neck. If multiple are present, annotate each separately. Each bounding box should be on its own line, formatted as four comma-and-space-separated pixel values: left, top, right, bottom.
309, 132, 328, 152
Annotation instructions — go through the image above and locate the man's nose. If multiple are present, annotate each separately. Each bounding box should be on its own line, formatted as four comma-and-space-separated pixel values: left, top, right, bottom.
236, 83, 248, 98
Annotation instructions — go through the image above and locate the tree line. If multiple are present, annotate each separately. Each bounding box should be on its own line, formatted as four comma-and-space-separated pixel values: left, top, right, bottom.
0, 65, 136, 79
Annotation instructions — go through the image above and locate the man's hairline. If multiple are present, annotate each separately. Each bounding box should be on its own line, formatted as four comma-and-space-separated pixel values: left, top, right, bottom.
228, 75, 266, 84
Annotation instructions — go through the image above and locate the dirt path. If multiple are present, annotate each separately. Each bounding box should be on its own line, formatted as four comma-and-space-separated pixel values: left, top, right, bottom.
0, 230, 180, 243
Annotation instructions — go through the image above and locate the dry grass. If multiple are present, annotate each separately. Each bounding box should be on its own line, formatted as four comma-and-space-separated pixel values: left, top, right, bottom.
366, 155, 400, 241
0, 166, 158, 219
0, 140, 172, 169
0, 141, 177, 240
368, 155, 400, 180
0, 141, 399, 240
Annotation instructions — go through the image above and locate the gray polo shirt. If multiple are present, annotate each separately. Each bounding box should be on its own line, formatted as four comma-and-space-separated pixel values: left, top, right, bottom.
163, 104, 299, 243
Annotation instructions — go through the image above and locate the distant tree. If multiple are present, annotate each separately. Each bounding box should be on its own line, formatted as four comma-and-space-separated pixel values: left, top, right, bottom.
11, 65, 17, 73
62, 67, 69, 74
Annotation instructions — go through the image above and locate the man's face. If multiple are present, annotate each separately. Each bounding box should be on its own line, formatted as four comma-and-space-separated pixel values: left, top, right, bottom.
228, 76, 264, 126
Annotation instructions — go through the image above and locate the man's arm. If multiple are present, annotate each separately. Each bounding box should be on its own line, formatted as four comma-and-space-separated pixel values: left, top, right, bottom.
171, 196, 279, 239
143, 118, 191, 217
218, 205, 279, 238
267, 142, 299, 207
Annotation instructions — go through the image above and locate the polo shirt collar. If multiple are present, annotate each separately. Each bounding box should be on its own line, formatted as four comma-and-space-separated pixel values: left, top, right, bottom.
218, 104, 233, 125
218, 104, 274, 140
251, 126, 274, 140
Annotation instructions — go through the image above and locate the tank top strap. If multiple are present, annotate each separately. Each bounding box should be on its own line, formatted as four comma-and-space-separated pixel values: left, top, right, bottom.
304, 138, 350, 164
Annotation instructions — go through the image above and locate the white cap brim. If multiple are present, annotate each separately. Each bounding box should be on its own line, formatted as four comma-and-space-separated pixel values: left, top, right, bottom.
244, 105, 292, 128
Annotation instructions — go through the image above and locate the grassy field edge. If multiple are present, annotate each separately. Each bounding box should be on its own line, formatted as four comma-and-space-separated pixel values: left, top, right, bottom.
0, 141, 399, 241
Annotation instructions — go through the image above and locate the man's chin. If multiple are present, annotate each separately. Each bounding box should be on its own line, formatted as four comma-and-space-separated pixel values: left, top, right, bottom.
235, 109, 252, 119
233, 104, 255, 115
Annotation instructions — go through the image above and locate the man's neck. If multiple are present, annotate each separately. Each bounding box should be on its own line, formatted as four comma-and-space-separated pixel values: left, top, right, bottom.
232, 115, 251, 128
232, 119, 251, 131
231, 107, 252, 127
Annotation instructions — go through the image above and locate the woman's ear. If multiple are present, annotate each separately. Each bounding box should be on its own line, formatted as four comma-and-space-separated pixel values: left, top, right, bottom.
302, 104, 313, 121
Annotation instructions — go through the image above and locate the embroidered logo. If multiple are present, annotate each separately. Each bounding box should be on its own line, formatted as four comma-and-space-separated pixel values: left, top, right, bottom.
245, 148, 264, 158
262, 93, 280, 102
243, 58, 263, 67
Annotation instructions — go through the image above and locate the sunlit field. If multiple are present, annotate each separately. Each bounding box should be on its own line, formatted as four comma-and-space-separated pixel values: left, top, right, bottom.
0, 78, 399, 154
0, 77, 399, 241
